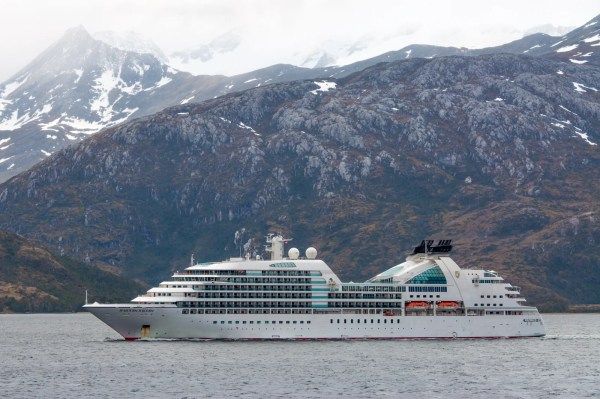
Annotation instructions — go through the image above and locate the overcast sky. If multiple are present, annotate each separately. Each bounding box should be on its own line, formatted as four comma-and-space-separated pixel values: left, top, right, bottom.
1, 0, 599, 81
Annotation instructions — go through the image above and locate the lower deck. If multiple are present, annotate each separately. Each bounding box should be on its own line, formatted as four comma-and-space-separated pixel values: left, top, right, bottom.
85, 304, 545, 340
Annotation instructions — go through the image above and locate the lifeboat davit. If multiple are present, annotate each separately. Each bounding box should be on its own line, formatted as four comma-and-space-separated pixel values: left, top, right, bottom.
405, 301, 429, 309
437, 301, 460, 309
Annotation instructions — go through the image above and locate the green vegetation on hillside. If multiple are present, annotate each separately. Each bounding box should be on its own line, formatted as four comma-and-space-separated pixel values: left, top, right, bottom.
0, 231, 145, 312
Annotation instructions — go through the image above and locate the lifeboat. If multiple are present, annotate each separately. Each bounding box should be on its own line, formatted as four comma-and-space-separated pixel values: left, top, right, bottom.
437, 301, 460, 309
405, 301, 429, 309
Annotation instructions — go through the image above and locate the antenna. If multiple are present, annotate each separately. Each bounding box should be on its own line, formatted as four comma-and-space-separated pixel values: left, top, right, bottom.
85, 289, 88, 305
190, 253, 195, 267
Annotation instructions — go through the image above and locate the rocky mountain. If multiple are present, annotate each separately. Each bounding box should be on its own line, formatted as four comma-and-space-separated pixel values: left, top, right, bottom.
534, 16, 600, 65
0, 26, 194, 182
0, 230, 144, 312
1, 15, 599, 182
0, 50, 598, 311
0, 27, 345, 182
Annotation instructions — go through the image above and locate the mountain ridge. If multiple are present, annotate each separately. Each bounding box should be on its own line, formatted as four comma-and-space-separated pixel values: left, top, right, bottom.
1, 14, 599, 181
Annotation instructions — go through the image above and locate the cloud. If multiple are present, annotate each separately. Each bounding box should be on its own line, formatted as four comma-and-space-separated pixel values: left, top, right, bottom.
524, 24, 576, 36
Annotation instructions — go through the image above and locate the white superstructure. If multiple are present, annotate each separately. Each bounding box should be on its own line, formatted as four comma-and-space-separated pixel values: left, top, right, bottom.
84, 237, 545, 339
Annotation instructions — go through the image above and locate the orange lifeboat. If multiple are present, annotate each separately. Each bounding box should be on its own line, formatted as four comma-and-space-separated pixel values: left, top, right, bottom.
405, 301, 429, 309
437, 301, 460, 309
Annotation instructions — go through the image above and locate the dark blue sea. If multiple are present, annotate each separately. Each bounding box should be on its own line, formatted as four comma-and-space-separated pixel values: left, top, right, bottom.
0, 313, 599, 398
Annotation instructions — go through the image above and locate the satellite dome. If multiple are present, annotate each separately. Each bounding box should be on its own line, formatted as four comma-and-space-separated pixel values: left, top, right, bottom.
288, 247, 300, 260
305, 247, 318, 259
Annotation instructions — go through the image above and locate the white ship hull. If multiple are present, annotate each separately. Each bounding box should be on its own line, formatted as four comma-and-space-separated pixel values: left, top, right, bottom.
85, 304, 545, 340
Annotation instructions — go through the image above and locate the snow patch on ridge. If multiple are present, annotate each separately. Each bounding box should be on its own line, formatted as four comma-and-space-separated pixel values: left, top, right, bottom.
583, 34, 600, 44
61, 117, 104, 134
90, 69, 120, 122
556, 44, 579, 53
573, 82, 598, 93
0, 99, 11, 112
238, 122, 261, 136
73, 69, 83, 83
1, 75, 29, 98
39, 117, 62, 132
310, 81, 337, 94
180, 96, 194, 104
523, 44, 542, 53
574, 131, 597, 146
0, 111, 30, 131
559, 105, 578, 115
153, 76, 172, 89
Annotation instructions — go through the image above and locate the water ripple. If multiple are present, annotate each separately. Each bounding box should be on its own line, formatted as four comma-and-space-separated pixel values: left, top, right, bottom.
1, 313, 599, 399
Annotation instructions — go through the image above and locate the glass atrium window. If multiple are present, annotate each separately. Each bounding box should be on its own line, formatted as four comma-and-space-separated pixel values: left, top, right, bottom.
406, 266, 447, 284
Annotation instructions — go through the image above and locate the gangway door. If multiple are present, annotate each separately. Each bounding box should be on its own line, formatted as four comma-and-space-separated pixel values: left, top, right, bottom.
141, 325, 151, 338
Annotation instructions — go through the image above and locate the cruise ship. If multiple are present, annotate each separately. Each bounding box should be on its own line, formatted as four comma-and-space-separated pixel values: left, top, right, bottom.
84, 236, 545, 339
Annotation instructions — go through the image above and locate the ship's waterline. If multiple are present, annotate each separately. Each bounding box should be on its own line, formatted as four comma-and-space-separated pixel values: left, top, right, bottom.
85, 236, 545, 339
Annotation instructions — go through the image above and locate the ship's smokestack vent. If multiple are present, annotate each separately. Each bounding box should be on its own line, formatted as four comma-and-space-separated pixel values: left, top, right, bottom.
412, 239, 453, 255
